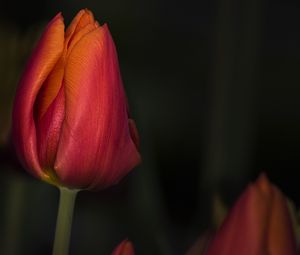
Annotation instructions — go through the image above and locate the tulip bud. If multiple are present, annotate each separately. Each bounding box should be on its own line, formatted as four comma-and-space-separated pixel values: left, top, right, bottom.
205, 174, 297, 255
111, 240, 135, 255
185, 232, 212, 255
12, 9, 141, 189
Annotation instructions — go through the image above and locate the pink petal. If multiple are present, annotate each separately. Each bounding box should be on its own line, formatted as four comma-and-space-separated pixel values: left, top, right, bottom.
111, 240, 135, 255
128, 119, 140, 150
35, 85, 65, 184
267, 186, 297, 255
205, 184, 269, 255
12, 13, 64, 178
254, 173, 297, 254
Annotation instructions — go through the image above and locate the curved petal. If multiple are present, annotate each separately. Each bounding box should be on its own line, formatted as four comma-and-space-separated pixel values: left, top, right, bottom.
65, 9, 95, 48
111, 240, 135, 255
128, 119, 140, 150
205, 184, 269, 255
12, 13, 64, 177
268, 186, 297, 255
35, 9, 97, 122
66, 23, 98, 56
34, 54, 65, 120
255, 173, 297, 254
54, 25, 140, 189
36, 85, 65, 180
255, 172, 272, 196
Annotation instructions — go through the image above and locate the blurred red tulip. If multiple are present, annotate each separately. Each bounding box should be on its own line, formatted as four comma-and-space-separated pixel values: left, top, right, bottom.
185, 231, 212, 255
12, 9, 141, 189
111, 240, 135, 255
205, 174, 297, 255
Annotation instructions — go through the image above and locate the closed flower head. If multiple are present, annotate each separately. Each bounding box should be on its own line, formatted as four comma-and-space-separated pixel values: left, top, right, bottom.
205, 174, 297, 255
12, 9, 141, 190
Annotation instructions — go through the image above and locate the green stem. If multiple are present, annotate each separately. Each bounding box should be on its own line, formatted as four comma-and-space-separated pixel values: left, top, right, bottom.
52, 187, 78, 255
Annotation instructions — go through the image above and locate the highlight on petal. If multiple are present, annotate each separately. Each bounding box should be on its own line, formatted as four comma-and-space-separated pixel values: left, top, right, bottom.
111, 240, 135, 255
12, 13, 64, 178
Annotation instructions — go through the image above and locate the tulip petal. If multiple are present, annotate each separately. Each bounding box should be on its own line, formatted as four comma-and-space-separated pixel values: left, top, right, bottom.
111, 240, 135, 255
205, 175, 298, 255
65, 9, 95, 47
128, 119, 140, 150
34, 55, 65, 120
268, 186, 297, 255
12, 13, 64, 177
254, 173, 297, 254
54, 25, 140, 189
255, 172, 272, 196
205, 184, 269, 255
35, 85, 65, 184
66, 23, 98, 55
35, 11, 98, 120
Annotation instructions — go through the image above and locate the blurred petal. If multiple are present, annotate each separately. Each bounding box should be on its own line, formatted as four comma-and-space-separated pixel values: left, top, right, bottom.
205, 184, 269, 255
111, 240, 135, 255
55, 25, 140, 188
255, 172, 272, 197
205, 175, 298, 255
268, 186, 297, 255
128, 119, 140, 150
254, 173, 297, 254
185, 232, 212, 255
12, 13, 64, 177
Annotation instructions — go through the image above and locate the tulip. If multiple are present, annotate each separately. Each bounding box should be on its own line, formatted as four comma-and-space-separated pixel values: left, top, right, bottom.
111, 240, 135, 255
205, 174, 297, 255
185, 232, 211, 255
12, 9, 141, 190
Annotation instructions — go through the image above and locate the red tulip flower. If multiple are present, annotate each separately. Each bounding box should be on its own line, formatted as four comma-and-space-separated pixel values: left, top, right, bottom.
111, 240, 135, 255
205, 174, 297, 255
12, 9, 141, 190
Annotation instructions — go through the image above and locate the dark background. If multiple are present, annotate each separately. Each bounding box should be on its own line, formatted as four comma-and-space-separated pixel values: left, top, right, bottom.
0, 0, 300, 254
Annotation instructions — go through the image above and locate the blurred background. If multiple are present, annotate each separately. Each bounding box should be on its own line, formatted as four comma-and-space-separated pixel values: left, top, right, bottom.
0, 0, 300, 254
